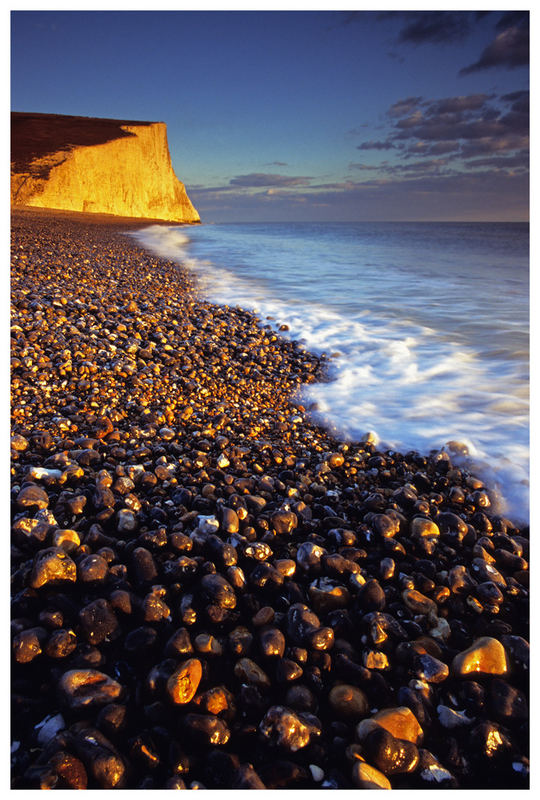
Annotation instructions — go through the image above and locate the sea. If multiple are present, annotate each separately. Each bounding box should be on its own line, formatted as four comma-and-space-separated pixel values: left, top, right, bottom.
130, 222, 529, 525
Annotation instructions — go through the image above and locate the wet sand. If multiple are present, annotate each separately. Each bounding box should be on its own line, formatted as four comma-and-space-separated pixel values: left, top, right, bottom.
11, 209, 529, 789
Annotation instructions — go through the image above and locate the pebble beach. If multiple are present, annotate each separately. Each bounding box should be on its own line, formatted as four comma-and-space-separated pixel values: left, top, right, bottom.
10, 209, 529, 789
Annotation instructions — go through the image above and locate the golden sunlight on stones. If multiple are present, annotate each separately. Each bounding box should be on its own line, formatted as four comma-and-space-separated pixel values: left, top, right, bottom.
166, 658, 203, 704
452, 636, 509, 676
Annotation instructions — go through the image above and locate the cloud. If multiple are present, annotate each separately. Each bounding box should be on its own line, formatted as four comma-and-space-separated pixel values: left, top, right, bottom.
357, 140, 395, 151
349, 162, 383, 171
464, 151, 529, 171
229, 173, 312, 188
460, 14, 529, 74
388, 97, 423, 117
395, 11, 474, 44
265, 161, 288, 167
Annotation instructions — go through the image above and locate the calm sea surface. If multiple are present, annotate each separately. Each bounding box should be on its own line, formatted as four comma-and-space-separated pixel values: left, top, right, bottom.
131, 222, 529, 523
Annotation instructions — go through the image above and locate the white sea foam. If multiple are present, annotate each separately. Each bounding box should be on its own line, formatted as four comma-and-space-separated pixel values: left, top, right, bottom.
130, 223, 529, 524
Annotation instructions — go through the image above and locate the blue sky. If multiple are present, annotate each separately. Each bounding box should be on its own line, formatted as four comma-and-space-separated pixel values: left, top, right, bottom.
11, 8, 529, 222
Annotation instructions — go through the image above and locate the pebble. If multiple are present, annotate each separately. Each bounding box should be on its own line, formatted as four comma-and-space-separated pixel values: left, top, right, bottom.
452, 637, 509, 676
10, 212, 529, 790
362, 726, 420, 775
259, 705, 321, 751
166, 658, 202, 704
351, 760, 392, 789
58, 669, 123, 709
29, 547, 77, 588
328, 683, 369, 719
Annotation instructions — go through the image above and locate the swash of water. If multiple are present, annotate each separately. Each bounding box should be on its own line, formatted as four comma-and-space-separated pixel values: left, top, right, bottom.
130, 221, 529, 524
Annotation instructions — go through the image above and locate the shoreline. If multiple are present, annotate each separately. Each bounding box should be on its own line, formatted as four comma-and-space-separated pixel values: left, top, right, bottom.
11, 209, 529, 789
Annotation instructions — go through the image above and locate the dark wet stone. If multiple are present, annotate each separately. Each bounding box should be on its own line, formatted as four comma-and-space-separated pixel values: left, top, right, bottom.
413, 653, 449, 683
416, 749, 458, 788
124, 625, 158, 652
69, 726, 126, 788
362, 727, 420, 775
285, 683, 317, 712
328, 683, 369, 719
48, 751, 88, 789
275, 658, 303, 683
77, 554, 108, 583
131, 547, 158, 586
258, 759, 310, 788
287, 603, 321, 645
232, 763, 266, 789
259, 705, 321, 751
12, 626, 47, 663
271, 509, 297, 534
200, 573, 237, 609
45, 628, 77, 659
193, 685, 236, 718
468, 721, 514, 762
17, 483, 49, 511
183, 713, 230, 745
220, 506, 240, 534
357, 579, 386, 611
96, 703, 127, 736
79, 599, 119, 645
489, 679, 528, 720
259, 626, 286, 658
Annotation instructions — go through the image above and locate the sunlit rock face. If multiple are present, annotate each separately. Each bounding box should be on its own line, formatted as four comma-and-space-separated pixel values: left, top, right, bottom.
11, 112, 200, 223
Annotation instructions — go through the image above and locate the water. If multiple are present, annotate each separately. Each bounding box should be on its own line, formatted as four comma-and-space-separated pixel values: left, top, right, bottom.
130, 221, 529, 524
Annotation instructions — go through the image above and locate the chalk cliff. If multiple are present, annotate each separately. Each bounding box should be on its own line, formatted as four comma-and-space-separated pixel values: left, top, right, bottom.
11, 112, 200, 223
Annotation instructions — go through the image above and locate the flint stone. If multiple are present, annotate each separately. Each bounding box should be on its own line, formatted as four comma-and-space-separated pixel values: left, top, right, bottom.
58, 669, 122, 709
452, 637, 509, 677
30, 547, 77, 588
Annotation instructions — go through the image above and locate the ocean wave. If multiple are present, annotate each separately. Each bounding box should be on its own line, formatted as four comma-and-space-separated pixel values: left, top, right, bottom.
130, 224, 529, 524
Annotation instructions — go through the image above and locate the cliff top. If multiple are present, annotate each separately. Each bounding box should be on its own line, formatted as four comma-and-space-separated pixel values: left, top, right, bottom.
11, 112, 161, 172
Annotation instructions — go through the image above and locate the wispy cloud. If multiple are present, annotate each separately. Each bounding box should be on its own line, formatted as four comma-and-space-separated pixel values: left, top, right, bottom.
460, 12, 528, 74
355, 91, 529, 162
357, 139, 395, 151
229, 173, 312, 188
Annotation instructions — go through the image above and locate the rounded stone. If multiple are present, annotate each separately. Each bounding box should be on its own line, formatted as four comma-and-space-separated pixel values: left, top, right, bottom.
16, 483, 49, 510
58, 669, 122, 709
259, 705, 320, 752
351, 760, 392, 789
166, 658, 202, 704
30, 547, 77, 588
452, 637, 509, 676
234, 657, 271, 689
370, 707, 423, 744
328, 683, 369, 719
410, 517, 440, 539
362, 727, 420, 775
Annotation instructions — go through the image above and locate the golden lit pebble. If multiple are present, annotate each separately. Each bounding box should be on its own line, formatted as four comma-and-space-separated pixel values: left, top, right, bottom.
370, 706, 424, 744
351, 761, 392, 790
274, 559, 296, 577
363, 651, 390, 670
451, 636, 509, 677
51, 529, 81, 553
410, 517, 440, 538
165, 658, 202, 704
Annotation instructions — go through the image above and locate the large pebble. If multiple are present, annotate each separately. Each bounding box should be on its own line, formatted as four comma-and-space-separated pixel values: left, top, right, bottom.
362, 727, 419, 775
58, 669, 122, 709
30, 547, 77, 588
259, 705, 320, 752
166, 658, 202, 704
452, 637, 509, 676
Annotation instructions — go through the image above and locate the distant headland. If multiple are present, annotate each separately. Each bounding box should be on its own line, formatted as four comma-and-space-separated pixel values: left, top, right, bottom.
11, 112, 200, 223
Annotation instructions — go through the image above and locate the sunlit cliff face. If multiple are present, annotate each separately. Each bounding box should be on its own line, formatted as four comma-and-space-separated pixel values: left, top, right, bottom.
11, 114, 200, 223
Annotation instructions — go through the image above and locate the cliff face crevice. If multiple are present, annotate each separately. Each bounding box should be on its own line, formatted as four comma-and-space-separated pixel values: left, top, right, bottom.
11, 113, 200, 223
